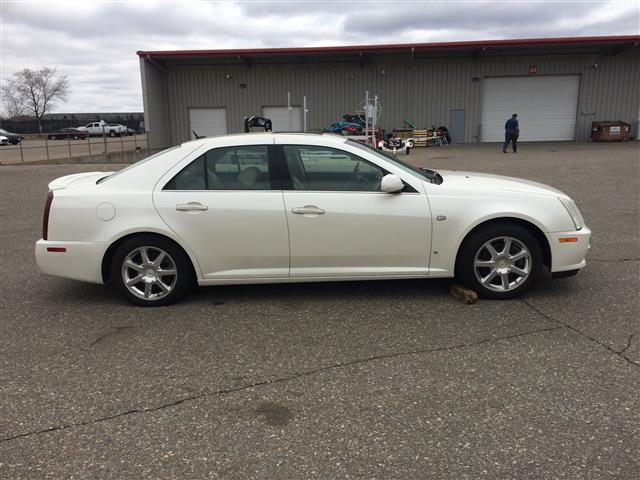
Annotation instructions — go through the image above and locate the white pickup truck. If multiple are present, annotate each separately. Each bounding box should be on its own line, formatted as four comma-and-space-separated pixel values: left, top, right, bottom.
78, 121, 127, 137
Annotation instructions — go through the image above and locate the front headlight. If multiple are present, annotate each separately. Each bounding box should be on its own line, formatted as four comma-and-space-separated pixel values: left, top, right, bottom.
558, 197, 583, 230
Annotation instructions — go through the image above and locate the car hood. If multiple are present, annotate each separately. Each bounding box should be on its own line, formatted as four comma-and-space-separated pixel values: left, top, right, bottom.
437, 170, 568, 198
48, 172, 114, 190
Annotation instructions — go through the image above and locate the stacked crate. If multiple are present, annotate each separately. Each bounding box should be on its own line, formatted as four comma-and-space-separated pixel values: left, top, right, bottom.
412, 129, 429, 147
392, 128, 414, 139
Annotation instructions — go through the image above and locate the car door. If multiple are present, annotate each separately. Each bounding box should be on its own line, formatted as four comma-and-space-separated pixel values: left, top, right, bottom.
276, 139, 431, 278
153, 141, 290, 280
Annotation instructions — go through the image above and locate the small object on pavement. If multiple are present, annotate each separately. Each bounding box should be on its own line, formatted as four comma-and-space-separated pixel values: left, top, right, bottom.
450, 284, 478, 304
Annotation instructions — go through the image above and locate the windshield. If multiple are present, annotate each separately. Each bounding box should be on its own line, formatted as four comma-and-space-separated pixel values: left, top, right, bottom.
346, 140, 442, 184
96, 146, 181, 184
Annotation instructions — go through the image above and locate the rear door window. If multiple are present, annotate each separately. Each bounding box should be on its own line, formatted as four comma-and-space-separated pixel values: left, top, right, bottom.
164, 145, 272, 190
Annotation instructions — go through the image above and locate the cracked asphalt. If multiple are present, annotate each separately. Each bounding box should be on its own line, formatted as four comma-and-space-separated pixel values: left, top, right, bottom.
1, 142, 638, 479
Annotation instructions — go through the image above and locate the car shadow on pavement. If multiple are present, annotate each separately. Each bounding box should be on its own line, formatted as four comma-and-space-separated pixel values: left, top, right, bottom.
42, 277, 457, 307
188, 277, 455, 304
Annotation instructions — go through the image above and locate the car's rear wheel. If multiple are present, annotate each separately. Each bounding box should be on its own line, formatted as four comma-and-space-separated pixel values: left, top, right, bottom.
456, 223, 542, 299
110, 236, 194, 306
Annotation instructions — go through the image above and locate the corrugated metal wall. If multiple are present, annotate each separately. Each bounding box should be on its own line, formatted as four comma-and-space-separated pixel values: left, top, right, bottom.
145, 48, 640, 148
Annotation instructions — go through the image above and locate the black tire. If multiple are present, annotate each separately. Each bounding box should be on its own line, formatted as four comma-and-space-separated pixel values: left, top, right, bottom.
109, 130, 116, 137
456, 223, 542, 299
110, 235, 195, 306
72, 135, 79, 140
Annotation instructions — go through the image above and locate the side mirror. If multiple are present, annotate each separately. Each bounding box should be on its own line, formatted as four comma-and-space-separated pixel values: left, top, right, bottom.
380, 174, 404, 193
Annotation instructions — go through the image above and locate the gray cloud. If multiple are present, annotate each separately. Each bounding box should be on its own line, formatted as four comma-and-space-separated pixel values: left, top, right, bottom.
1, 0, 638, 112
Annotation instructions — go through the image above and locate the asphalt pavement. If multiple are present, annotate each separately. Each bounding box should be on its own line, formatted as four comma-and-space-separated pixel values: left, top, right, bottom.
0, 142, 638, 479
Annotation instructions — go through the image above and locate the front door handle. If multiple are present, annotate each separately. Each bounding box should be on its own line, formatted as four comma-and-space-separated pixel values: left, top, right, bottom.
292, 205, 325, 215
175, 202, 208, 212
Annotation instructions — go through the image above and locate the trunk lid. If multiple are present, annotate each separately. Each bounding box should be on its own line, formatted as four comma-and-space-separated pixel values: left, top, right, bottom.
48, 172, 114, 190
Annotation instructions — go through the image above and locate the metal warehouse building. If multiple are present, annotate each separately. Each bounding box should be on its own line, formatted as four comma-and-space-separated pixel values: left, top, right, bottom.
137, 35, 640, 150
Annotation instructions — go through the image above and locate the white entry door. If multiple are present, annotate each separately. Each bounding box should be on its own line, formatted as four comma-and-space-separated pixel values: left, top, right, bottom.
189, 108, 227, 139
263, 106, 303, 132
481, 75, 580, 142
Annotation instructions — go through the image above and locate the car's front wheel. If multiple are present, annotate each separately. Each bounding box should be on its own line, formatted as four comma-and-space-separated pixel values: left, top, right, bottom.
110, 236, 194, 306
456, 223, 542, 299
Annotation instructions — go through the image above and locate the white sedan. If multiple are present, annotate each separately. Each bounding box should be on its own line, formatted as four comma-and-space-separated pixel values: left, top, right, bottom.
35, 133, 590, 306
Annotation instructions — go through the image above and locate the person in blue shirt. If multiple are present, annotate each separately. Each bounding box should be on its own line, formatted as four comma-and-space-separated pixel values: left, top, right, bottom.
503, 113, 519, 153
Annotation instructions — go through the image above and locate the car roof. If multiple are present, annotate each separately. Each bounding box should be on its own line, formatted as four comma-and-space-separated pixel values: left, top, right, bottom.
180, 132, 349, 148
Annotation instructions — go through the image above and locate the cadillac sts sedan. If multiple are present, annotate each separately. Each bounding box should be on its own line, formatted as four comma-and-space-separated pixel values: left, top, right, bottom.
35, 133, 590, 306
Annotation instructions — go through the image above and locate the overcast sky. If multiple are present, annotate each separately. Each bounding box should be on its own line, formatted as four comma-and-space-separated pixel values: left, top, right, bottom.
1, 0, 638, 113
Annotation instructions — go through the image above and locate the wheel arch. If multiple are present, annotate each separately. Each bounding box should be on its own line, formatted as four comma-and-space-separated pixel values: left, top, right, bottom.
454, 217, 552, 275
101, 231, 200, 283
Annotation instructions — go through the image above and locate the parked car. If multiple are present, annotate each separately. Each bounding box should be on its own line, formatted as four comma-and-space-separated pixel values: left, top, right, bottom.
35, 133, 590, 306
48, 128, 89, 140
0, 128, 23, 144
78, 121, 126, 137
0, 135, 9, 145
108, 123, 128, 135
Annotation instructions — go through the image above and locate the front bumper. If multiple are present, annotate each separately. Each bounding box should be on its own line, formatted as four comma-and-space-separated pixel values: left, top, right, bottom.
547, 227, 591, 273
35, 239, 105, 284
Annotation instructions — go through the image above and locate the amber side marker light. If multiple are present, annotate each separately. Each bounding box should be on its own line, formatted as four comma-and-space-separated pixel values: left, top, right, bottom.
47, 247, 67, 252
559, 237, 578, 243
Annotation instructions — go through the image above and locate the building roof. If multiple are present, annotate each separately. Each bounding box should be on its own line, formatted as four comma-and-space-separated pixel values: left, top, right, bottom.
137, 35, 640, 60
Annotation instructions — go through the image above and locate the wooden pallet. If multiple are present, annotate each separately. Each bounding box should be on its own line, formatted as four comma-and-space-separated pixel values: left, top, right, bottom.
412, 129, 429, 147
392, 128, 414, 139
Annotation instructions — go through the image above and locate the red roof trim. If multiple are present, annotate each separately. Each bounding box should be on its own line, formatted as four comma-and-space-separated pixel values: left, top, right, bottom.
137, 35, 640, 58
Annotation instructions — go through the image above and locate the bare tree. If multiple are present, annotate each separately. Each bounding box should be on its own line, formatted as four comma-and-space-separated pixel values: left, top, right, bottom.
1, 93, 26, 118
1, 67, 69, 133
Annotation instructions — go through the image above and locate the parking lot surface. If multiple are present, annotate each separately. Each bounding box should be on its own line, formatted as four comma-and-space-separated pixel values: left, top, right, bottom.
1, 142, 638, 479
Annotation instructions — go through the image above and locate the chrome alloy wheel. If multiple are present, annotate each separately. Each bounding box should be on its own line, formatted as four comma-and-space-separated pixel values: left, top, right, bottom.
121, 246, 178, 301
473, 236, 532, 292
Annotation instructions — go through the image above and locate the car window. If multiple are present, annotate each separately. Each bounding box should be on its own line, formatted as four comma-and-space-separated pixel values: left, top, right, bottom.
282, 145, 385, 191
165, 145, 271, 191
97, 146, 182, 184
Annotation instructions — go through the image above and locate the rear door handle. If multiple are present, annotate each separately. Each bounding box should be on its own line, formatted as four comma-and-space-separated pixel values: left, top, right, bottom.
175, 202, 208, 212
292, 205, 325, 215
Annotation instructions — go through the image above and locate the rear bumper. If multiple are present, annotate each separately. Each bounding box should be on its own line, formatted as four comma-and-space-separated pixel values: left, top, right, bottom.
35, 240, 105, 284
547, 227, 591, 273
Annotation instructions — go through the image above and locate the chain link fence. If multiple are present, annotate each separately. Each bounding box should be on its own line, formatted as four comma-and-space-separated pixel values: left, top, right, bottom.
0, 132, 151, 165
0, 114, 144, 135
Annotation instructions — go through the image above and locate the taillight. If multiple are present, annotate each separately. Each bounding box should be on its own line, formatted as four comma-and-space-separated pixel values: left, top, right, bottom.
42, 190, 54, 240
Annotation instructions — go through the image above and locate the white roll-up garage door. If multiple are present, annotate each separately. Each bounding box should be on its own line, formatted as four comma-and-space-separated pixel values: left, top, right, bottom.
481, 75, 580, 142
189, 108, 227, 139
263, 106, 303, 132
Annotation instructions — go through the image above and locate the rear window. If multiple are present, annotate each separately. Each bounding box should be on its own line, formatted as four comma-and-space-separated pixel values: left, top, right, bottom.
97, 146, 181, 184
